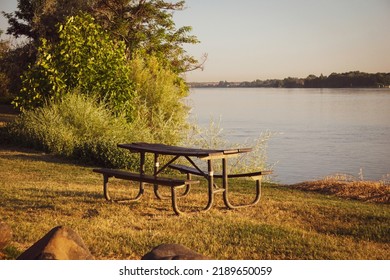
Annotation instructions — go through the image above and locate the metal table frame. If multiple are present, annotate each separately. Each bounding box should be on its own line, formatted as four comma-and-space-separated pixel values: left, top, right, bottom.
118, 142, 265, 213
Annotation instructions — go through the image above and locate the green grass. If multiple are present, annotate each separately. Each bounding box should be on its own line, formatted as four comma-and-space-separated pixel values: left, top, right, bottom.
0, 145, 389, 260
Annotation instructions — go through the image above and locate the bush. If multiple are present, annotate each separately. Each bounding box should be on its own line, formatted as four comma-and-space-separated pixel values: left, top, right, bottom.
5, 94, 142, 169
182, 118, 274, 175
128, 53, 190, 144
15, 14, 136, 120
12, 13, 191, 148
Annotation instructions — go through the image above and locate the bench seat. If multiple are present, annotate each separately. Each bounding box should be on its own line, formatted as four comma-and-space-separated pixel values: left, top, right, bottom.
93, 168, 199, 215
93, 168, 196, 186
169, 164, 272, 179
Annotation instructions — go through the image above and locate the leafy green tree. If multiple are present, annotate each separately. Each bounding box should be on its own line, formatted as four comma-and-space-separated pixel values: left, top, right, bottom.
90, 0, 201, 73
16, 13, 136, 120
3, 0, 202, 74
1, 0, 92, 98
2, 0, 89, 42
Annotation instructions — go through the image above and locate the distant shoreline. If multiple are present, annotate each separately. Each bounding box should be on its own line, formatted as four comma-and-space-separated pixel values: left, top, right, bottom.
189, 83, 390, 89
189, 71, 390, 89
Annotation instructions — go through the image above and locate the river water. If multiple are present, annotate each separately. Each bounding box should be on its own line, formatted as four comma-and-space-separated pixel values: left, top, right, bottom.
186, 88, 390, 184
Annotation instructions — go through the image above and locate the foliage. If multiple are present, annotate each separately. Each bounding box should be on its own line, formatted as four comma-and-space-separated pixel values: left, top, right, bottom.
3, 0, 201, 74
15, 13, 136, 119
2, 0, 90, 42
0, 31, 11, 101
6, 13, 193, 162
90, 0, 201, 73
1, 0, 95, 98
128, 52, 190, 144
5, 93, 140, 169
2, 0, 37, 40
0, 44, 36, 102
4, 90, 191, 170
182, 118, 274, 175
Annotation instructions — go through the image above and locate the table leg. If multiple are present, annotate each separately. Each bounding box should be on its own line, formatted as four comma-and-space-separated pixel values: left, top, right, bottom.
222, 157, 232, 209
222, 157, 262, 209
204, 159, 215, 211
153, 153, 164, 199
139, 152, 145, 195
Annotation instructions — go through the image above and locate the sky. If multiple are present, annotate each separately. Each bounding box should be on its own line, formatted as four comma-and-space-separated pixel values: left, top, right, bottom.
1, 0, 390, 82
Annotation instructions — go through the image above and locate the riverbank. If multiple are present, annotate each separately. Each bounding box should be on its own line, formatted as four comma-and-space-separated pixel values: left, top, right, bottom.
189, 71, 390, 88
0, 145, 389, 260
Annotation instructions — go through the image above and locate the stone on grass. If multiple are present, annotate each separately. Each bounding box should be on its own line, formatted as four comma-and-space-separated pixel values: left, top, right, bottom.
141, 243, 209, 260
17, 226, 93, 260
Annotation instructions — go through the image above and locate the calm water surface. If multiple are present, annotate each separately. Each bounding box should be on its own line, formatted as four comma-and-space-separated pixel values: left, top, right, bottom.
186, 88, 390, 184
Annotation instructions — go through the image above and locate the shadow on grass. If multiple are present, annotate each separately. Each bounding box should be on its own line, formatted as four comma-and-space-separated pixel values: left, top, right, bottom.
2, 188, 104, 212
0, 146, 88, 166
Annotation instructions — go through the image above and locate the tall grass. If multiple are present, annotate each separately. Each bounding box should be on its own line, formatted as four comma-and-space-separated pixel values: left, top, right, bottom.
4, 94, 141, 169
182, 118, 274, 175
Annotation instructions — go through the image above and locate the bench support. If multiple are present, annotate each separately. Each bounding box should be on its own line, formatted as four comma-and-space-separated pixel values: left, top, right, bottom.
102, 174, 144, 202
93, 168, 199, 215
169, 163, 272, 210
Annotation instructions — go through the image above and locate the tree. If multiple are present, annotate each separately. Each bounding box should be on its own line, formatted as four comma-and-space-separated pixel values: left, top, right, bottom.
0, 30, 11, 99
3, 0, 202, 74
2, 0, 90, 42
1, 0, 92, 98
91, 0, 202, 73
16, 13, 136, 120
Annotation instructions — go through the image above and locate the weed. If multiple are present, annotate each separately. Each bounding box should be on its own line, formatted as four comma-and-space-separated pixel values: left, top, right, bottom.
182, 118, 275, 177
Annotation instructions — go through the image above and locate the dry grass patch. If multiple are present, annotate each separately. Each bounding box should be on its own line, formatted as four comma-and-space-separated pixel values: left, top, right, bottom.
285, 175, 390, 204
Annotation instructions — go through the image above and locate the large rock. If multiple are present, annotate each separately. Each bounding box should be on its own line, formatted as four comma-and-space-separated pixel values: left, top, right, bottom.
141, 243, 209, 260
0, 222, 12, 250
17, 226, 93, 260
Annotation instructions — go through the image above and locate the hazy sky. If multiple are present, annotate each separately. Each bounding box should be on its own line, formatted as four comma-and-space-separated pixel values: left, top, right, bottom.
2, 0, 390, 82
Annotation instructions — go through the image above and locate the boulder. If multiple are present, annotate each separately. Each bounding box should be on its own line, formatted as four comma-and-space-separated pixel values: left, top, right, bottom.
141, 243, 209, 260
0, 222, 13, 250
17, 226, 93, 260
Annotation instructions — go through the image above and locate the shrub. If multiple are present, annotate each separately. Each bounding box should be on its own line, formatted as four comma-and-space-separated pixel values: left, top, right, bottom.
12, 13, 191, 148
5, 94, 141, 169
128, 53, 190, 144
182, 118, 274, 175
15, 14, 136, 120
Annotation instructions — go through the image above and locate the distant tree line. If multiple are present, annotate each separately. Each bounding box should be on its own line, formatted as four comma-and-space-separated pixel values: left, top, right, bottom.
192, 71, 390, 88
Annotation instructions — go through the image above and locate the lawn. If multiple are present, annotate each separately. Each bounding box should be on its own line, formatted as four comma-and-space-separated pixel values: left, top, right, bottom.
0, 145, 389, 260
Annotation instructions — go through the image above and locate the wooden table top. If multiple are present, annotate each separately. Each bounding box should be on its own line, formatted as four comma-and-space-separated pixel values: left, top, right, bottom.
117, 142, 252, 158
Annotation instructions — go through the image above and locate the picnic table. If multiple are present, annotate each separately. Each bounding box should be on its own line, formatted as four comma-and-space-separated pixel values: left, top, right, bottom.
93, 142, 272, 215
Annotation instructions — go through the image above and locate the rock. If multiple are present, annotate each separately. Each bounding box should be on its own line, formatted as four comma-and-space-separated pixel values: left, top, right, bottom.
141, 243, 209, 260
0, 222, 13, 250
17, 226, 93, 260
